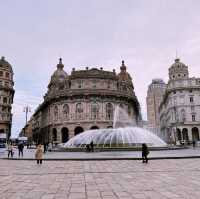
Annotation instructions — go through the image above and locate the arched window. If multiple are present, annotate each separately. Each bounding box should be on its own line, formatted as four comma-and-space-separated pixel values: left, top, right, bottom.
76, 103, 83, 113
63, 104, 69, 120
106, 103, 113, 120
91, 102, 99, 119
192, 127, 199, 141
181, 109, 185, 122
52, 128, 57, 141
119, 103, 124, 108
54, 105, 58, 121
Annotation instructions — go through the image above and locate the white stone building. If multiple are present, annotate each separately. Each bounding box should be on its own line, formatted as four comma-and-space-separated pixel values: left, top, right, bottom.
32, 59, 141, 144
159, 58, 200, 143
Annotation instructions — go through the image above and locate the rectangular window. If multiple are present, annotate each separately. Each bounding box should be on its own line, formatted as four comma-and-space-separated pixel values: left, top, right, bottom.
192, 115, 196, 121
0, 71, 3, 76
3, 97, 7, 104
190, 97, 194, 102
6, 72, 9, 78
78, 80, 82, 88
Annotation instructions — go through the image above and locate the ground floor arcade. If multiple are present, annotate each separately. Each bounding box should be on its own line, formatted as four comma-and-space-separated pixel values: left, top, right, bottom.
33, 121, 113, 144
162, 125, 200, 144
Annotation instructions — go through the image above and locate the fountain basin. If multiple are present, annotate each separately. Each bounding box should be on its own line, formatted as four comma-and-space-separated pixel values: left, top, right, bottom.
64, 127, 166, 149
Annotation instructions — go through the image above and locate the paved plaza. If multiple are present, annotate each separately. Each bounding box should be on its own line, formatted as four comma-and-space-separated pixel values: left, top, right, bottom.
1, 158, 200, 199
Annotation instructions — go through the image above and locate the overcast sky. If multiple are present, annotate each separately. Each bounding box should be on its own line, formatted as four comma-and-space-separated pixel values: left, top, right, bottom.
0, 0, 200, 137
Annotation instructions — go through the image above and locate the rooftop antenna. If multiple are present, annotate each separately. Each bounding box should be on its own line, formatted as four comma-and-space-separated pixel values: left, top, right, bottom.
176, 49, 178, 59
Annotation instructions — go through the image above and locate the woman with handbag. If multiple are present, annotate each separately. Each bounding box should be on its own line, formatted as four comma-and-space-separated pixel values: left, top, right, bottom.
35, 144, 43, 164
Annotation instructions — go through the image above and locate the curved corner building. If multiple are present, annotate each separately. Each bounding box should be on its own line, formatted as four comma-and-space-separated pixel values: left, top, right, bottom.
32, 59, 141, 144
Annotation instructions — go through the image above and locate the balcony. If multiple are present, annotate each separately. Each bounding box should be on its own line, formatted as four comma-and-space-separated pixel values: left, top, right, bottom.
52, 113, 113, 123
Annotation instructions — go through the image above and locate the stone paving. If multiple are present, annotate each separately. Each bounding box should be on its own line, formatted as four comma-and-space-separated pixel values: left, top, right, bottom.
1, 158, 200, 199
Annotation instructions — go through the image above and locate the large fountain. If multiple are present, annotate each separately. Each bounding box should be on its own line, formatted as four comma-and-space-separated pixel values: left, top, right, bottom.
64, 106, 166, 149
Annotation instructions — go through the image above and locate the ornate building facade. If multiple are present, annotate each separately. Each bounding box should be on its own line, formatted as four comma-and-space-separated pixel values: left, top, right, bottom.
0, 56, 15, 139
159, 58, 200, 143
32, 59, 141, 144
146, 79, 166, 137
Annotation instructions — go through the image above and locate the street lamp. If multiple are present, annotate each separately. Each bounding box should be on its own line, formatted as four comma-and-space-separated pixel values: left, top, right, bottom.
23, 105, 31, 138
23, 105, 31, 125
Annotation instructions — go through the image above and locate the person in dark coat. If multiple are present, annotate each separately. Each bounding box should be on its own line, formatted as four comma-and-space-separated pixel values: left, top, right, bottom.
18, 142, 24, 157
192, 140, 196, 148
142, 143, 149, 163
86, 144, 91, 152
90, 141, 94, 152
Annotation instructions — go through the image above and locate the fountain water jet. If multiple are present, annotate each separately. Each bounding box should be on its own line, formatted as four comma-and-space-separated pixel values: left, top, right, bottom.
64, 106, 166, 148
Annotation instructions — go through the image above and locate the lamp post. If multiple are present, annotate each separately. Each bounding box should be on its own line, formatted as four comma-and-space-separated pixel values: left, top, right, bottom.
23, 106, 31, 125
23, 106, 31, 137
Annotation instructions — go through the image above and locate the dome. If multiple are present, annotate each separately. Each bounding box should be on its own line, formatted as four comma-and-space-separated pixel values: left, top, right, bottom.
117, 60, 132, 82
169, 58, 189, 80
152, 79, 165, 84
0, 56, 13, 72
48, 58, 68, 88
170, 58, 187, 69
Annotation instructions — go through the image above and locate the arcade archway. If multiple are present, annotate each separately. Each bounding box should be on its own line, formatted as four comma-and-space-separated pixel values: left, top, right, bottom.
74, 126, 84, 135
182, 128, 189, 141
61, 127, 69, 143
0, 129, 4, 133
52, 128, 57, 141
90, 126, 99, 130
176, 128, 182, 141
192, 127, 199, 141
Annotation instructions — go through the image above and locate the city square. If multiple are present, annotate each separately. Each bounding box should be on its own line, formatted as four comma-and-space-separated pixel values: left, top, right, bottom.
1, 1, 200, 198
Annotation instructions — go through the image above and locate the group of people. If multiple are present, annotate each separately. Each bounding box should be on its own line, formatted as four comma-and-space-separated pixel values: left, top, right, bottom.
7, 141, 24, 158
85, 141, 150, 163
7, 141, 150, 164
6, 141, 44, 164
86, 141, 94, 152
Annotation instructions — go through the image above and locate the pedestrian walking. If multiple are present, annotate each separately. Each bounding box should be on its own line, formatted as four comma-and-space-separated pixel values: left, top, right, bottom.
90, 141, 94, 152
43, 143, 48, 153
192, 140, 196, 148
18, 142, 24, 157
142, 143, 149, 163
35, 144, 43, 164
7, 141, 13, 158
86, 144, 91, 152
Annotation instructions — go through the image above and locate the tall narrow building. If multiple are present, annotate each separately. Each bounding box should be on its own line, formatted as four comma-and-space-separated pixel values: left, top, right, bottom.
0, 56, 15, 140
146, 79, 166, 136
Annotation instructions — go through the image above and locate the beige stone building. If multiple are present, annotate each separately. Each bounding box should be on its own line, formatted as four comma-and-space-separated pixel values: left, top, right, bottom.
32, 59, 141, 144
146, 79, 166, 136
19, 116, 34, 143
159, 58, 200, 143
0, 56, 15, 140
